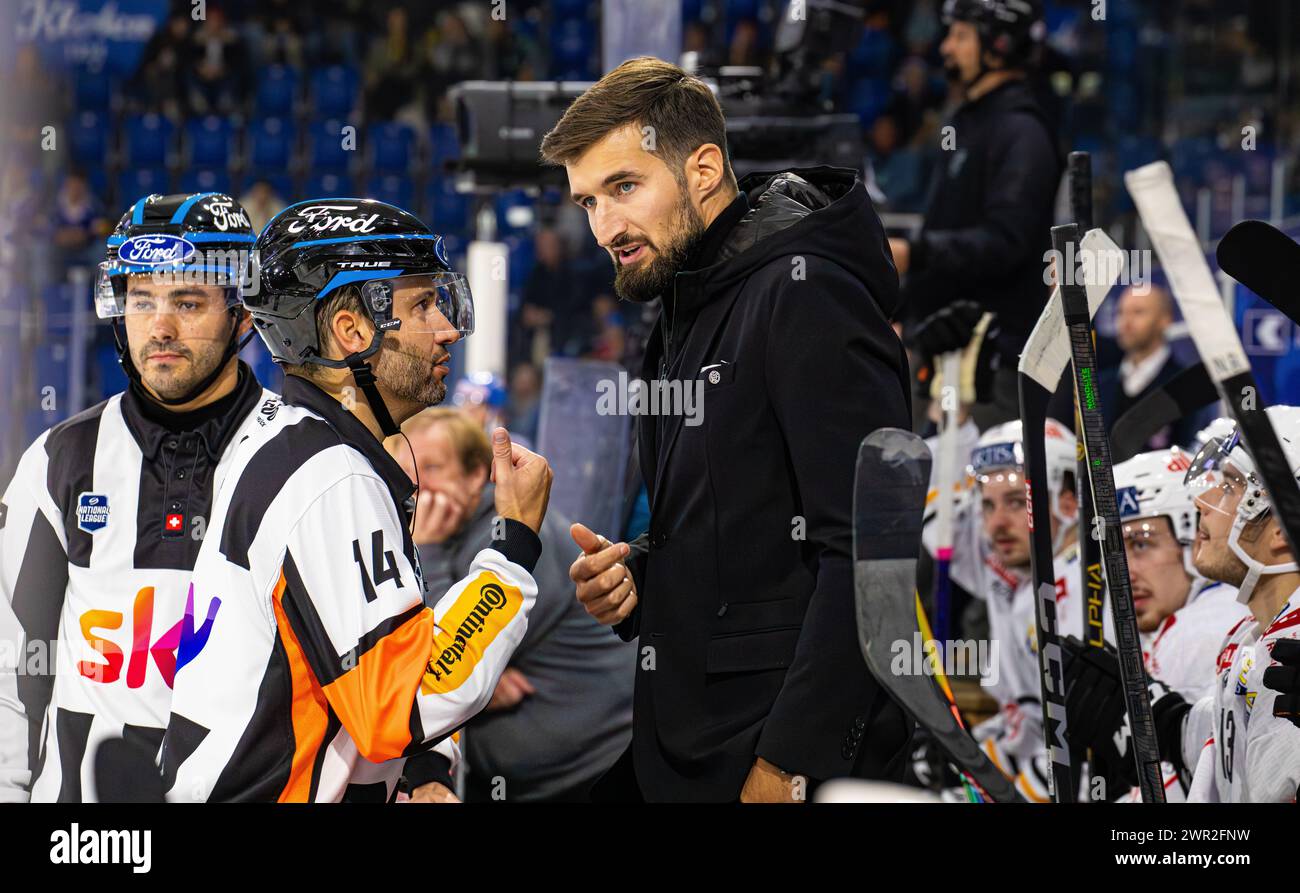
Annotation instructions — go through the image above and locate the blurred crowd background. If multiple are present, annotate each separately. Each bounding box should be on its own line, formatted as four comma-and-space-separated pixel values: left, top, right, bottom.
2, 0, 1300, 482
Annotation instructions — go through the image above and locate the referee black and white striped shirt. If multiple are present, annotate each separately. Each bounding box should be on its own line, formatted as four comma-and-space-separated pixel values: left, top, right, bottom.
0, 362, 271, 801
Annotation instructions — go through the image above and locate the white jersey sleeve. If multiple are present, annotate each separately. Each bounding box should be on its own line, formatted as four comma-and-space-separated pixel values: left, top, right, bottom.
262, 470, 535, 761
0, 434, 66, 802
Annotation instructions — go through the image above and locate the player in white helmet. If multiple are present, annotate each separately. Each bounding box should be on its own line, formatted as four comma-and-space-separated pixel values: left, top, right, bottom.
1066, 446, 1249, 800
1068, 406, 1300, 801
922, 417, 1082, 800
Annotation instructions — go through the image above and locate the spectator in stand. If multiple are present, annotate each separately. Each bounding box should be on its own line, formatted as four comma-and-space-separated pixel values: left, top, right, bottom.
51, 171, 109, 270
519, 227, 594, 361
425, 11, 484, 108
1096, 284, 1197, 450
128, 15, 194, 118
363, 6, 421, 121
507, 361, 543, 444
188, 5, 251, 116
483, 15, 542, 81
727, 20, 763, 68
238, 179, 287, 236
8, 46, 64, 147
247, 0, 306, 68
866, 108, 927, 211
452, 371, 508, 436
392, 410, 635, 803
587, 294, 627, 363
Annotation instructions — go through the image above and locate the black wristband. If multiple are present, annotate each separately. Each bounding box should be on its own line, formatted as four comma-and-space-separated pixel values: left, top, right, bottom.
492, 517, 542, 573
402, 748, 455, 793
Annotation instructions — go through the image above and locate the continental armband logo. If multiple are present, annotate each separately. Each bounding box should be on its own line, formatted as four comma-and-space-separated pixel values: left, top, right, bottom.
76, 493, 110, 533
421, 573, 521, 694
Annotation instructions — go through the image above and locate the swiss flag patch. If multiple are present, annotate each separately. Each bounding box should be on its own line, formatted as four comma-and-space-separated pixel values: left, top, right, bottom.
164, 513, 184, 537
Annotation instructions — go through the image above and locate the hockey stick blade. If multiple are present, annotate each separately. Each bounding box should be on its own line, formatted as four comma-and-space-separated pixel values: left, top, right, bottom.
1055, 222, 1166, 803
852, 427, 1024, 804
1110, 362, 1217, 463
1126, 162, 1300, 566
1216, 219, 1300, 326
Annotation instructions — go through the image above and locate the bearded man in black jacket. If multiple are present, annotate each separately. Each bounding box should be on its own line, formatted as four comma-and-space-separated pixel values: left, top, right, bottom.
542, 56, 913, 802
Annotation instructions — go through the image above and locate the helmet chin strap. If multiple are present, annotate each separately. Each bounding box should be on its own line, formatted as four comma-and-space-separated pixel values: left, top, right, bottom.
1227, 511, 1299, 606
113, 307, 251, 408
305, 325, 405, 439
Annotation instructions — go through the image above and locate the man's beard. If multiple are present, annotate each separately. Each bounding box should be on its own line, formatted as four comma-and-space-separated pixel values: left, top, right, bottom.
134, 335, 227, 401
1193, 540, 1247, 588
376, 335, 446, 407
611, 189, 707, 303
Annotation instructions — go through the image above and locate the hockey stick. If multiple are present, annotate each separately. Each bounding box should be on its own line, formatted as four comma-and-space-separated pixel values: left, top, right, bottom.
1110, 362, 1217, 462
1127, 162, 1300, 571
1018, 227, 1125, 803
931, 350, 963, 643
853, 427, 1024, 803
1216, 219, 1300, 324
1068, 152, 1108, 656
1054, 222, 1165, 803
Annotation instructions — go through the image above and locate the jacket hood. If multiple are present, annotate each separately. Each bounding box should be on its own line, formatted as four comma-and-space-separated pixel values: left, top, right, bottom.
679, 165, 900, 319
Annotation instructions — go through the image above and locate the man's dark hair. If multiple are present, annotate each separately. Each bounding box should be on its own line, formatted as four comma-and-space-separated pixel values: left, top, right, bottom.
539, 55, 738, 191
281, 286, 364, 380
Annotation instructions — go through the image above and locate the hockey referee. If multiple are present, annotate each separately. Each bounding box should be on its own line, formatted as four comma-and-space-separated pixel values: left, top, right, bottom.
159, 199, 553, 802
0, 193, 268, 801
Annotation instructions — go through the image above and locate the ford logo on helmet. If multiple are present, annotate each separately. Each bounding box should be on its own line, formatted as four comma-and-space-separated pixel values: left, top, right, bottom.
120, 234, 196, 266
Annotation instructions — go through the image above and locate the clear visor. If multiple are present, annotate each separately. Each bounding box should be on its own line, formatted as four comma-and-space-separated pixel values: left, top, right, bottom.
1184, 434, 1255, 520
358, 272, 474, 337
96, 255, 246, 319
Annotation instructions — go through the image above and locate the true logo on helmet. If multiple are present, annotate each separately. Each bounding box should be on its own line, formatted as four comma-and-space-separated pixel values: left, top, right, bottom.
283, 204, 381, 236
120, 234, 196, 266
434, 235, 449, 267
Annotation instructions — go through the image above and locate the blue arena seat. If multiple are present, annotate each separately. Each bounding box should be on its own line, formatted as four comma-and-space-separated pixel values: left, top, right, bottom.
303, 171, 356, 198
255, 64, 299, 119
179, 168, 234, 196
247, 116, 297, 171
426, 178, 472, 236
310, 65, 359, 120
122, 113, 175, 168
186, 115, 235, 168
368, 121, 416, 174
70, 111, 108, 166
365, 174, 415, 210
115, 167, 171, 206
307, 118, 354, 172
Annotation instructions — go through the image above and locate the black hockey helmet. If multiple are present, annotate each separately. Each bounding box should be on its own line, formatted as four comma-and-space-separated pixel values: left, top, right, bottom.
247, 198, 474, 436
96, 192, 256, 405
247, 197, 473, 366
942, 0, 1045, 69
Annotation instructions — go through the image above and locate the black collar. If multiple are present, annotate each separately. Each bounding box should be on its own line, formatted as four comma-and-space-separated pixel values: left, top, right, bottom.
682, 191, 749, 273
279, 374, 416, 506
121, 360, 263, 461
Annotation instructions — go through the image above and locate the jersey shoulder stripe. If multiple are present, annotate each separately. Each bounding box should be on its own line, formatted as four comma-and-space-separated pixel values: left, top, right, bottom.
40, 395, 119, 565
218, 408, 356, 570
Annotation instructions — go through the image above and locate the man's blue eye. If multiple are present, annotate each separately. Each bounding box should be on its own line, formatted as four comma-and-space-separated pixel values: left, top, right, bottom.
618, 182, 635, 194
